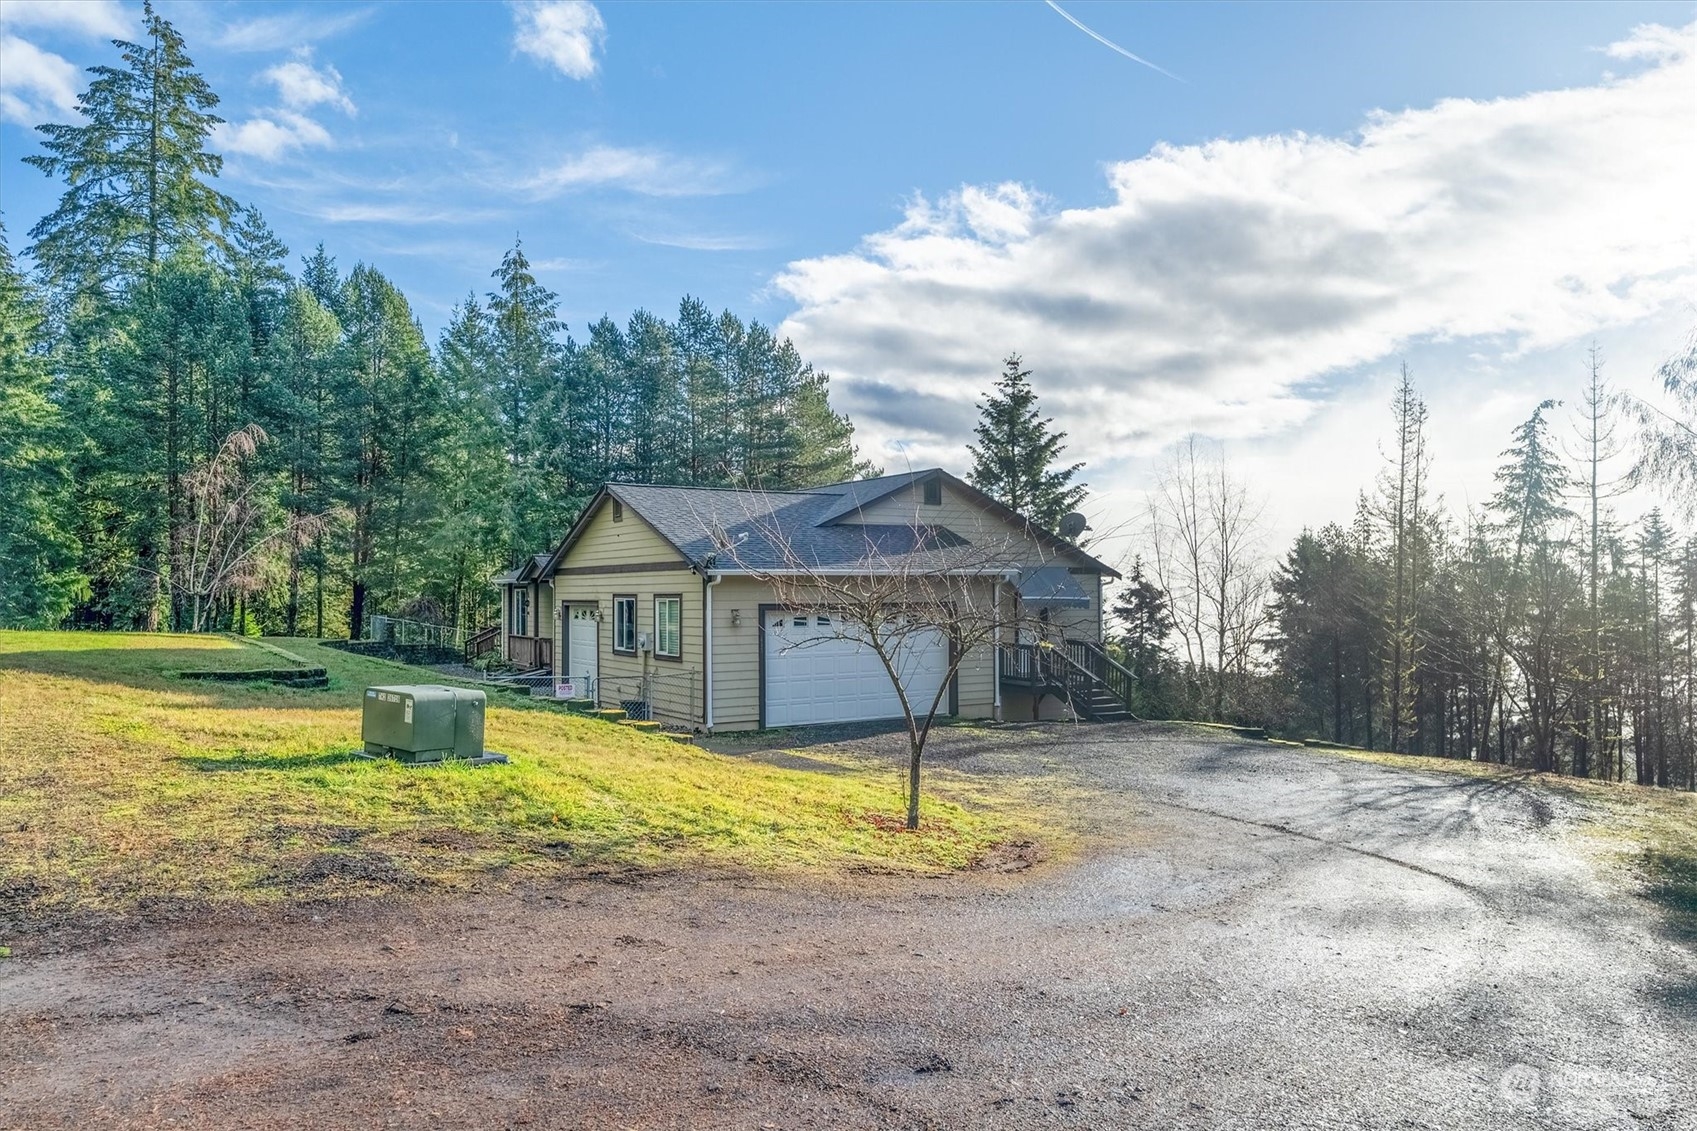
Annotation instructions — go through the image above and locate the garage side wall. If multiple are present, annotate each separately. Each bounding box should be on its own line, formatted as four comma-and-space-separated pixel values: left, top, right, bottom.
706, 574, 1004, 733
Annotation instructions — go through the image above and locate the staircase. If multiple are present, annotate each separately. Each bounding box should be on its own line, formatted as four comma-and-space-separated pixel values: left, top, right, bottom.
998, 638, 1141, 723
465, 624, 500, 661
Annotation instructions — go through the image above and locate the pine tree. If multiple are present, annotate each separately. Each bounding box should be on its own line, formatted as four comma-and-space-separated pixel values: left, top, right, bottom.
967, 353, 1085, 530
25, 1, 234, 303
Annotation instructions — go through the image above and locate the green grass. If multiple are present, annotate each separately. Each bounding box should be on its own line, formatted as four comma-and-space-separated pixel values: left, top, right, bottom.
0, 630, 1051, 924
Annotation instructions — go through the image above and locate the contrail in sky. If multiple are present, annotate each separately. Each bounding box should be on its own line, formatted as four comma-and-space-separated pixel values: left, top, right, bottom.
1044, 1, 1185, 83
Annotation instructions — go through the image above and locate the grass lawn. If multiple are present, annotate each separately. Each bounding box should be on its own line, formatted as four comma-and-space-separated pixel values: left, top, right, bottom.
0, 630, 1051, 927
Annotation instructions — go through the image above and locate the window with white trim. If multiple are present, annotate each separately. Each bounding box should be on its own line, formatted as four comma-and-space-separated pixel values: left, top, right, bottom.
613, 595, 637, 653
654, 596, 682, 658
513, 588, 530, 636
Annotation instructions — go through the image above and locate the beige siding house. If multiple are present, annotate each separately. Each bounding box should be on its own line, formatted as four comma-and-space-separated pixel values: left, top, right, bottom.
495, 469, 1125, 732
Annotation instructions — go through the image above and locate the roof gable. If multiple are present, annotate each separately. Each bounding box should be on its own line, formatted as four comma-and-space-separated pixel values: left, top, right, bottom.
534, 470, 1118, 580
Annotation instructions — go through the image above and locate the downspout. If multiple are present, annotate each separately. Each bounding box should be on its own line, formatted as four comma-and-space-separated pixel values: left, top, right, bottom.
704, 570, 724, 733
993, 578, 1003, 724
994, 570, 1019, 723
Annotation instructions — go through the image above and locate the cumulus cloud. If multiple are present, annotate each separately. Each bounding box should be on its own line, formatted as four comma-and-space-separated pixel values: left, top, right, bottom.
0, 0, 130, 39
512, 0, 605, 80
774, 24, 1697, 470
217, 54, 355, 162
216, 111, 333, 160
0, 33, 80, 124
262, 57, 356, 114
517, 144, 739, 197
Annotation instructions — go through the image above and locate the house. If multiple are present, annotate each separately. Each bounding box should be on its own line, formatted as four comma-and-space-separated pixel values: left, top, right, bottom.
493, 468, 1126, 731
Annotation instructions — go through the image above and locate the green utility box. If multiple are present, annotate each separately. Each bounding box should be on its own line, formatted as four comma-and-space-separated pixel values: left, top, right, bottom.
361, 685, 486, 763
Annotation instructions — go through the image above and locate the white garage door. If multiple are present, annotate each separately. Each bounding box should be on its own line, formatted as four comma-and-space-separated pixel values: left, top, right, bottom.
764, 610, 950, 728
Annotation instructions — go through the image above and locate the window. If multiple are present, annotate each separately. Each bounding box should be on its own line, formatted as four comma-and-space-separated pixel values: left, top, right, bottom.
654, 596, 682, 659
922, 477, 942, 506
612, 499, 624, 522
513, 588, 530, 637
613, 595, 637, 653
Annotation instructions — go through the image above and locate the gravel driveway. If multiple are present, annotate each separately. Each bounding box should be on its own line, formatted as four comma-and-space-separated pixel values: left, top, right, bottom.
3, 722, 1693, 1129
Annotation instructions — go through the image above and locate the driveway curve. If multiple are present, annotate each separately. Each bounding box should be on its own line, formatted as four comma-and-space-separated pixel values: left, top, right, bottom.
2, 722, 1692, 1129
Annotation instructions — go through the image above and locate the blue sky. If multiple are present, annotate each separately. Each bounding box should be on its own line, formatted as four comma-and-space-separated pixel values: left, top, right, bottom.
2, 1, 1694, 554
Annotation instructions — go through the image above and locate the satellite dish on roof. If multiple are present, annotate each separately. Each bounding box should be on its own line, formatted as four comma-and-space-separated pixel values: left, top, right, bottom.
1058, 512, 1089, 541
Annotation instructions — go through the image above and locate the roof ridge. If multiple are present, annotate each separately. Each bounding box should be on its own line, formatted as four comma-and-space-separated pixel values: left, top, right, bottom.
609, 481, 837, 497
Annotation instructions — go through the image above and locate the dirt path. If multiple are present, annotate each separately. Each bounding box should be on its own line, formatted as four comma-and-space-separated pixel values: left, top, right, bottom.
3, 723, 1693, 1129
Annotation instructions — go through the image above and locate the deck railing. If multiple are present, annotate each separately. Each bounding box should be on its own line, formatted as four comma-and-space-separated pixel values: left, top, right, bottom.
999, 637, 1139, 720
506, 634, 553, 671
465, 624, 500, 660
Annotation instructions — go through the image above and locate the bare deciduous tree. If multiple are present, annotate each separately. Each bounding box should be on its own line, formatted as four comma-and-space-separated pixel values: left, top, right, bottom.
716, 496, 1056, 830
1619, 325, 1697, 519
172, 425, 330, 632
1145, 436, 1267, 718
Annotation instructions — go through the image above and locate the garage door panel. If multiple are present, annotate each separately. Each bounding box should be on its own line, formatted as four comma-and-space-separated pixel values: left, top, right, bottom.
764, 610, 948, 728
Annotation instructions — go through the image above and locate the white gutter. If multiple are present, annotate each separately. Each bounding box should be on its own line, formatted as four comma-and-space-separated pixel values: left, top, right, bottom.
703, 571, 723, 733
723, 567, 1019, 578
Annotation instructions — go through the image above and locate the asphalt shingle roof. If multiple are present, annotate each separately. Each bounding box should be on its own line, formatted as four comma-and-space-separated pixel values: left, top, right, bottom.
608, 482, 981, 572
537, 470, 1117, 581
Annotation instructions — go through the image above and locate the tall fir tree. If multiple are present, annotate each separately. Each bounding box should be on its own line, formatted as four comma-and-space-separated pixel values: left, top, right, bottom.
967, 353, 1085, 530
25, 1, 233, 304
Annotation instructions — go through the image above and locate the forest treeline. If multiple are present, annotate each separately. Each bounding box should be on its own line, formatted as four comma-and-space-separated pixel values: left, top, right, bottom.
1120, 347, 1697, 792
0, 5, 869, 640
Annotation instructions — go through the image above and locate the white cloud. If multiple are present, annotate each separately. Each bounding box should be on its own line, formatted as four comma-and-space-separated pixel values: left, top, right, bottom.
0, 0, 130, 39
218, 55, 354, 163
262, 57, 355, 115
517, 145, 738, 197
211, 7, 373, 52
216, 111, 333, 161
0, 32, 79, 124
633, 231, 767, 252
511, 0, 605, 80
774, 24, 1697, 479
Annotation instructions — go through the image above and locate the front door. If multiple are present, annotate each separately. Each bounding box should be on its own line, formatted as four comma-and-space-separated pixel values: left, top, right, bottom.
565, 604, 599, 698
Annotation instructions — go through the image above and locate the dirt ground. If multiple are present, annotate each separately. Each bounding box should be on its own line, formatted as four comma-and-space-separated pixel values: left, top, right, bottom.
3, 722, 1693, 1130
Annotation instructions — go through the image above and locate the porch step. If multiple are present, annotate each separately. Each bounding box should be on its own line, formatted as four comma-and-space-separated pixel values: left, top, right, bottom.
564, 697, 597, 714
591, 708, 627, 723
667, 733, 695, 745
619, 719, 663, 733
1075, 689, 1135, 723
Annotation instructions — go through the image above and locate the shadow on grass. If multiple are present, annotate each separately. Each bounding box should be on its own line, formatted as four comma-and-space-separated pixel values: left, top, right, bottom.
0, 638, 486, 713
0, 645, 342, 708
178, 750, 369, 773
1642, 850, 1697, 942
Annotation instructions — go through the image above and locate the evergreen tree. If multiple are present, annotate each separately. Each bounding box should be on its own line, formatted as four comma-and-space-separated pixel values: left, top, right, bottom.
967, 353, 1085, 529
300, 244, 343, 319
429, 296, 509, 629
1111, 556, 1174, 716
269, 285, 348, 636
0, 227, 82, 625
338, 264, 440, 638
25, 1, 233, 303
